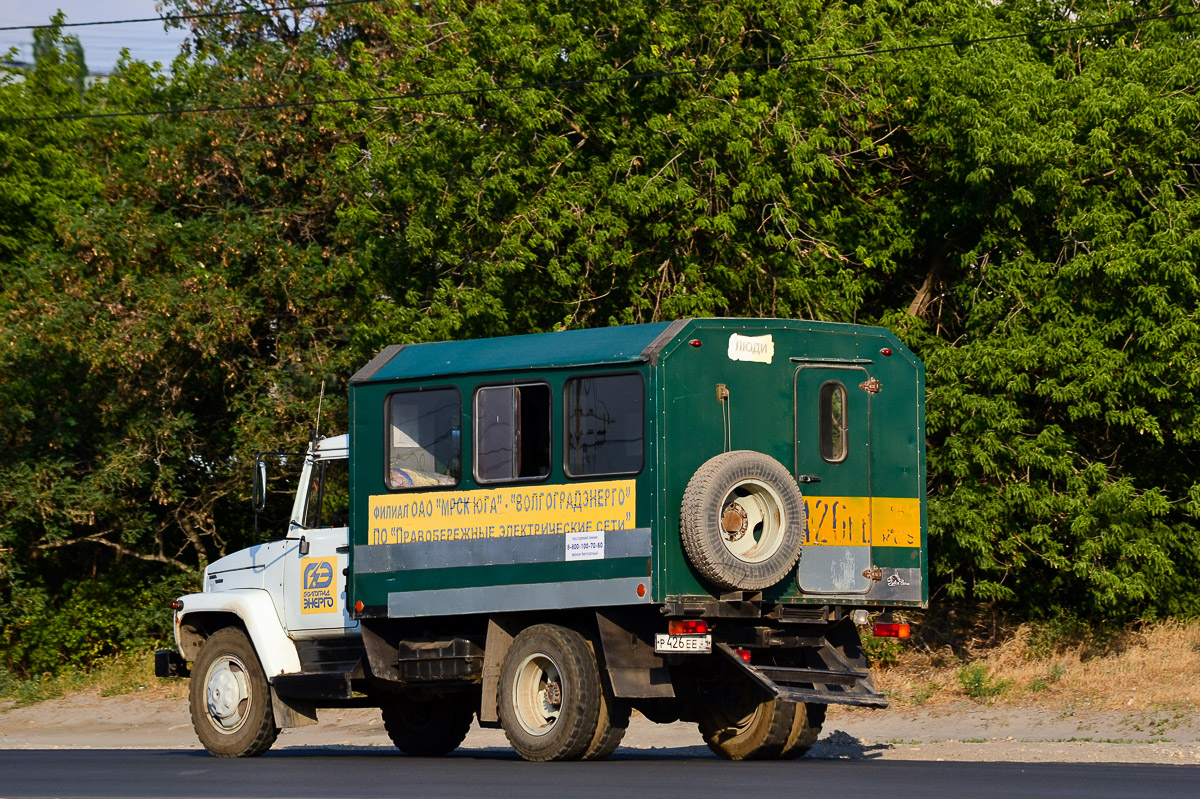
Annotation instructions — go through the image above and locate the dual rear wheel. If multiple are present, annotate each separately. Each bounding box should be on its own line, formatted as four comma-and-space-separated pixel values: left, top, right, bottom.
698, 690, 826, 761
498, 624, 628, 762
380, 623, 628, 762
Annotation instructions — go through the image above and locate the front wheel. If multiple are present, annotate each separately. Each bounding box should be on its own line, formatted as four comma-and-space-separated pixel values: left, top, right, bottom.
188, 628, 279, 757
498, 625, 602, 762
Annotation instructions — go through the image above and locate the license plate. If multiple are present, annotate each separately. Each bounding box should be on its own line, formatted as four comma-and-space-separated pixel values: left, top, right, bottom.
654, 633, 712, 653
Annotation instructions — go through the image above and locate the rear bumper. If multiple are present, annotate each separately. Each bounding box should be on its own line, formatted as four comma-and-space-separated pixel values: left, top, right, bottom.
715, 641, 889, 709
154, 649, 190, 678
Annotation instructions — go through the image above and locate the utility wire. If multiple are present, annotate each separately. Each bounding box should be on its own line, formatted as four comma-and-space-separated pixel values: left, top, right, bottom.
3, 8, 1198, 125
0, 0, 383, 32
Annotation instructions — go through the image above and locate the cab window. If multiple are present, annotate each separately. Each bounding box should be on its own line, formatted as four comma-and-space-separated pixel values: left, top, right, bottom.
302, 459, 349, 528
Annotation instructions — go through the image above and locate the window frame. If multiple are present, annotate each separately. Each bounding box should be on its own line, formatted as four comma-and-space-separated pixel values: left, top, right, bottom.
471, 380, 553, 486
382, 385, 463, 492
562, 371, 646, 480
817, 380, 849, 464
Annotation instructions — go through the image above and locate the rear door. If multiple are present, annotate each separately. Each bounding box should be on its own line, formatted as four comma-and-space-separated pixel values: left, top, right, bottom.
794, 365, 874, 594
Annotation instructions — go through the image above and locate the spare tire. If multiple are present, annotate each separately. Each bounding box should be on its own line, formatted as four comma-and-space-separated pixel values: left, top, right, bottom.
680, 450, 806, 591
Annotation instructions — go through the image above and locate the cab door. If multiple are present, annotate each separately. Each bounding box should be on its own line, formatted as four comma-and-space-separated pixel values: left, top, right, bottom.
794, 364, 874, 594
283, 455, 359, 636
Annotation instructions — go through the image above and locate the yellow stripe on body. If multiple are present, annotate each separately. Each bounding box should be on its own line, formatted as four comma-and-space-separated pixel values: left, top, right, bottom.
802, 496, 920, 548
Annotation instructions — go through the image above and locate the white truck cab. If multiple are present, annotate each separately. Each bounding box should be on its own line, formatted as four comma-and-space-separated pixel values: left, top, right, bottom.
158, 435, 365, 756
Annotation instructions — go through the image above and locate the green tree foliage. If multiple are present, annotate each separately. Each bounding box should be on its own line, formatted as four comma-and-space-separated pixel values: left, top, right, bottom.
1, 0, 1198, 676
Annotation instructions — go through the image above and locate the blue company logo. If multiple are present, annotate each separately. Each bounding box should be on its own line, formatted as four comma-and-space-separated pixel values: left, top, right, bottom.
304, 560, 334, 590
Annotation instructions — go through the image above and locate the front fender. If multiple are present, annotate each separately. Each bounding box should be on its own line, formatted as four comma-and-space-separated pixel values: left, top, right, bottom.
174, 588, 302, 677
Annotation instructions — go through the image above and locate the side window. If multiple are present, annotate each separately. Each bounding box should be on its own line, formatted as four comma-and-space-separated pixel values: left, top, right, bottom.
565, 374, 644, 477
818, 381, 848, 463
474, 384, 551, 483
302, 459, 349, 528
387, 388, 461, 490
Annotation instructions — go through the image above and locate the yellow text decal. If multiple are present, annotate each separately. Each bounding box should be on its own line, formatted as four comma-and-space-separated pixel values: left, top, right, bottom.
367, 481, 636, 545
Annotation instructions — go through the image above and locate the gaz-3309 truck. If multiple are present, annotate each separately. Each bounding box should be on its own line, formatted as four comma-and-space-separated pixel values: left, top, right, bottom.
157, 318, 926, 761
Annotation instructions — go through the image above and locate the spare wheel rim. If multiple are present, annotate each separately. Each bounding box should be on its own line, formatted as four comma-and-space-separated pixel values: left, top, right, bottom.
718, 478, 787, 564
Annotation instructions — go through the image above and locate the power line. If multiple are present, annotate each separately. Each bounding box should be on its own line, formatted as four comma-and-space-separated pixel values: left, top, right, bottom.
0, 0, 383, 32
3, 8, 1197, 125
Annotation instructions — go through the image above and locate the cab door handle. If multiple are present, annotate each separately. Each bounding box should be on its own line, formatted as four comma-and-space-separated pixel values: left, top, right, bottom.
798, 475, 822, 484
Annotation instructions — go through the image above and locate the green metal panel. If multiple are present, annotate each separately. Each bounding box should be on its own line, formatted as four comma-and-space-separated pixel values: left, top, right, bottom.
651, 319, 925, 606
348, 363, 661, 614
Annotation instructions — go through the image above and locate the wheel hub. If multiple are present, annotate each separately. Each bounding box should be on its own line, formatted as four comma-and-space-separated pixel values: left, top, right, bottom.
722, 502, 749, 541
544, 681, 562, 708
205, 657, 250, 732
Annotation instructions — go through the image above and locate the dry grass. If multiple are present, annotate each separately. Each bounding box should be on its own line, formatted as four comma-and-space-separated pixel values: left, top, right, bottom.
874, 619, 1200, 710
1, 651, 188, 708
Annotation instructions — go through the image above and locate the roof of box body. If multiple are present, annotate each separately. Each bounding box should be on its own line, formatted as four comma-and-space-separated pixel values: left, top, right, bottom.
350, 320, 686, 384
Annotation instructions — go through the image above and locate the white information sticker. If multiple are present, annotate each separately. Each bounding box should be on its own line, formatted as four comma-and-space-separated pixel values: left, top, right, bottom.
565, 531, 605, 561
727, 333, 775, 364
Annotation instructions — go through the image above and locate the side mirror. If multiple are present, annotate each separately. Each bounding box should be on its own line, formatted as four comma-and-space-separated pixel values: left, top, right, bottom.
252, 459, 268, 513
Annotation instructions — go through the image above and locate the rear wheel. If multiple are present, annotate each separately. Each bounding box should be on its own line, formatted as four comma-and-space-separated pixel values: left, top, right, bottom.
499, 625, 602, 762
698, 690, 795, 761
381, 692, 475, 756
188, 628, 278, 757
779, 702, 826, 759
583, 688, 630, 761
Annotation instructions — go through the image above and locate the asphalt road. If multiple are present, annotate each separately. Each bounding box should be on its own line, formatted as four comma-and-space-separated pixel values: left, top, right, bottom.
2, 748, 1199, 799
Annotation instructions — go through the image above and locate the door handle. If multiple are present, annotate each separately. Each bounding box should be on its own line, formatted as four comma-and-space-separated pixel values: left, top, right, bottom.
797, 474, 822, 484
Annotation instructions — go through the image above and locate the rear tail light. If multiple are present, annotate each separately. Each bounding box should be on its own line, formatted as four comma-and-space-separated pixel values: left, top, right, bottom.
734, 648, 752, 662
873, 621, 911, 639
669, 619, 708, 635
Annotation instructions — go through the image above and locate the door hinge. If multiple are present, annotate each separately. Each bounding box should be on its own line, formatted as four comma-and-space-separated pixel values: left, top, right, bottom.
859, 377, 882, 394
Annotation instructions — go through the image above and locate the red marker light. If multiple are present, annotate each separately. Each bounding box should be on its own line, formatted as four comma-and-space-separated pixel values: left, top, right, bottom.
880, 348, 893, 356
169, 599, 184, 611
354, 600, 364, 613
734, 648, 752, 662
668, 619, 708, 635
873, 621, 911, 639
636, 583, 647, 597
689, 339, 702, 347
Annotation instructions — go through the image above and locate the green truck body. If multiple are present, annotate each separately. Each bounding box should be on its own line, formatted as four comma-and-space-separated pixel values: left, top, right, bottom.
348, 317, 925, 616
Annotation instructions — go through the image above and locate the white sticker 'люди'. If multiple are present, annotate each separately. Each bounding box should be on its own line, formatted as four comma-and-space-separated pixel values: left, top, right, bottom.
727, 333, 774, 364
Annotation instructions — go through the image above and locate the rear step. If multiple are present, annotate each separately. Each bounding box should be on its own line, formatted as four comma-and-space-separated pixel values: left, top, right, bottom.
715, 643, 889, 709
